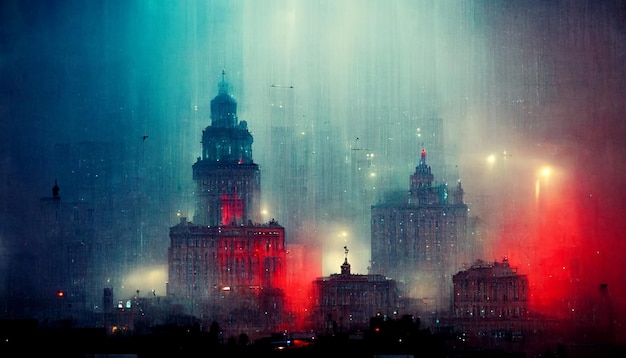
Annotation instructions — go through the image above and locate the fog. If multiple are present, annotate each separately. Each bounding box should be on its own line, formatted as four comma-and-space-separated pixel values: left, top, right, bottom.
1, 0, 625, 342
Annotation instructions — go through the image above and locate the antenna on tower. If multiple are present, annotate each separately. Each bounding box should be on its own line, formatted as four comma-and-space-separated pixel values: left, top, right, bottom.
218, 68, 229, 94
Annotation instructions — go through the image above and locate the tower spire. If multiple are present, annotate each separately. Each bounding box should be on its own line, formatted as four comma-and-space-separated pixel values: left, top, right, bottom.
413, 147, 433, 187
52, 179, 60, 199
193, 70, 258, 226
211, 70, 237, 128
341, 246, 351, 275
218, 68, 229, 95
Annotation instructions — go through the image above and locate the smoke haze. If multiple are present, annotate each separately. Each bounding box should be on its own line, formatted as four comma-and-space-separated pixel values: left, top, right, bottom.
1, 0, 625, 340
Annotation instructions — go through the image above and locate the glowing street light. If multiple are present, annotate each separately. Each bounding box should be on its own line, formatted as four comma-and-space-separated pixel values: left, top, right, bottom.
535, 166, 552, 200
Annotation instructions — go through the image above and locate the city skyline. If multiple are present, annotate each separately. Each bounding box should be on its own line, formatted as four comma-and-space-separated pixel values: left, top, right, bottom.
2, 0, 626, 346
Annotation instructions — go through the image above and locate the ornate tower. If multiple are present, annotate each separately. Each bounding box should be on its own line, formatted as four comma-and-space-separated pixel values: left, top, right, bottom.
192, 70, 260, 226
169, 72, 286, 334
371, 146, 468, 315
409, 148, 435, 204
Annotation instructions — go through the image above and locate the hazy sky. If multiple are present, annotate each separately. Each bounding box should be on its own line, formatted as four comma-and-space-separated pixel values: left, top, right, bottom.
2, 0, 626, 334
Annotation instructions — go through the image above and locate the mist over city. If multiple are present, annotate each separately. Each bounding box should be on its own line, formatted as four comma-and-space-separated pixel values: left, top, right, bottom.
1, 1, 625, 356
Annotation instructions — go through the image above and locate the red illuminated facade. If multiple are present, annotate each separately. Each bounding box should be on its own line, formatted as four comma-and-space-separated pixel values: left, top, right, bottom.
167, 72, 286, 334
168, 218, 286, 298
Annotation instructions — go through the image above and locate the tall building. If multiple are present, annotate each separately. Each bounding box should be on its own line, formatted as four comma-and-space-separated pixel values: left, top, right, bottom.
192, 70, 260, 227
370, 148, 468, 315
167, 72, 286, 335
35, 180, 96, 323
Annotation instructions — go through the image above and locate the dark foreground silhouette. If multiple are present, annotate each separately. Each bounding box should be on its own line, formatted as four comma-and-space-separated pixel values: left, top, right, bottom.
2, 317, 624, 358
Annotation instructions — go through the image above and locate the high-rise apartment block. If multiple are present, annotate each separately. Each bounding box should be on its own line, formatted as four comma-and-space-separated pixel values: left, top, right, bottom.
370, 148, 468, 313
35, 181, 96, 320
167, 72, 286, 334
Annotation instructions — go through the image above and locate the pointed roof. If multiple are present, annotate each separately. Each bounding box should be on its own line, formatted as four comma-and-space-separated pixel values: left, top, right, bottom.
52, 179, 60, 199
217, 69, 229, 95
210, 69, 238, 128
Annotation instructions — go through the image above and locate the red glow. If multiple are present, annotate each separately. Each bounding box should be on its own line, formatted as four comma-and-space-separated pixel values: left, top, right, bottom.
490, 163, 626, 343
284, 243, 321, 332
56, 290, 64, 297
221, 192, 243, 225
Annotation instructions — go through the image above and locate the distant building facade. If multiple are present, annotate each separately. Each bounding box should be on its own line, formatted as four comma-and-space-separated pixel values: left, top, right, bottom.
449, 258, 531, 340
312, 247, 400, 334
370, 148, 468, 314
452, 258, 528, 320
167, 72, 286, 334
33, 180, 96, 322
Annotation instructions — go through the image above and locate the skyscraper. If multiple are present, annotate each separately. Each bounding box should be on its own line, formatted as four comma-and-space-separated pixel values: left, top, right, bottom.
35, 180, 96, 322
370, 148, 468, 315
192, 70, 261, 227
167, 72, 286, 334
